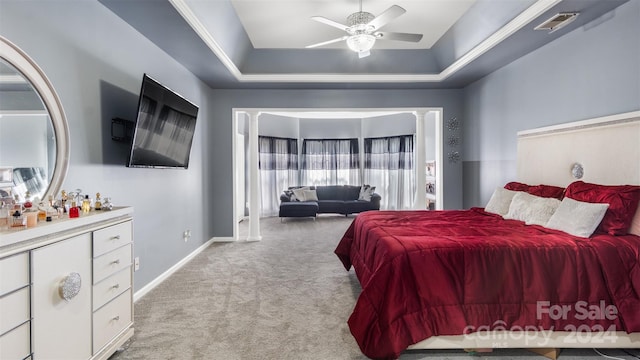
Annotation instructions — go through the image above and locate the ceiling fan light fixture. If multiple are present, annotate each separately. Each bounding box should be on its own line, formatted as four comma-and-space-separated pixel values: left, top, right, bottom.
346, 34, 376, 53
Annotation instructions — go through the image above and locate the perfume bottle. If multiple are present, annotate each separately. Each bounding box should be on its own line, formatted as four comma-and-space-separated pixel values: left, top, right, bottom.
94, 192, 102, 211
61, 190, 68, 213
11, 210, 26, 228
23, 191, 33, 210
12, 194, 23, 213
74, 190, 83, 209
0, 201, 9, 229
37, 202, 47, 222
102, 197, 113, 211
69, 201, 79, 218
81, 195, 91, 214
25, 210, 38, 228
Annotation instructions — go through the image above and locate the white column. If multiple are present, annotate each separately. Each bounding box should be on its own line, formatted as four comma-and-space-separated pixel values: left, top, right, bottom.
435, 111, 444, 210
247, 111, 261, 241
413, 111, 427, 210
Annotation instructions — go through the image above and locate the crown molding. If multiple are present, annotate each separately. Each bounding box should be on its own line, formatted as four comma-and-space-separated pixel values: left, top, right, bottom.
169, 0, 562, 83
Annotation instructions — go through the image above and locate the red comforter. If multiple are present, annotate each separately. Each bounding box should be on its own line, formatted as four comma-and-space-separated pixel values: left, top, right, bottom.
335, 209, 640, 359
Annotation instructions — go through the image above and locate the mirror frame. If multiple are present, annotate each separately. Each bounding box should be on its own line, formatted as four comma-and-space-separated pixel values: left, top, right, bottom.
0, 35, 70, 201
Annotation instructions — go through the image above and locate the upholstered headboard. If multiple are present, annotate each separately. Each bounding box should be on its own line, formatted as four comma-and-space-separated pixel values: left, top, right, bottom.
517, 111, 640, 187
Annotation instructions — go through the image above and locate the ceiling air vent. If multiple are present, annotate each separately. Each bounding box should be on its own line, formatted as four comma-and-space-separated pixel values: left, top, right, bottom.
534, 12, 579, 33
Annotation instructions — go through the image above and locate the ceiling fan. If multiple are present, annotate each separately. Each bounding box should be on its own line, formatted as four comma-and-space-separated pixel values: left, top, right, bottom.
306, 0, 423, 58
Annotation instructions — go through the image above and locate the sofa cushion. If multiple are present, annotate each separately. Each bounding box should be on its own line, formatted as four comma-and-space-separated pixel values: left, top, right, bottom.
279, 201, 318, 217
317, 200, 346, 214
316, 186, 344, 201
344, 200, 377, 214
343, 185, 362, 201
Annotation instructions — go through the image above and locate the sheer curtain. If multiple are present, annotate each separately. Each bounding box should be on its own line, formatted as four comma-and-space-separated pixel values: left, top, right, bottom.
259, 136, 298, 216
301, 138, 360, 186
364, 135, 415, 210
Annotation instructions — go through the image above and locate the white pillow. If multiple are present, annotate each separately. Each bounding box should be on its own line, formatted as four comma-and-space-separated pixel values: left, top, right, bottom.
484, 187, 519, 216
358, 185, 376, 201
292, 187, 309, 202
504, 192, 561, 226
545, 197, 609, 238
303, 189, 318, 201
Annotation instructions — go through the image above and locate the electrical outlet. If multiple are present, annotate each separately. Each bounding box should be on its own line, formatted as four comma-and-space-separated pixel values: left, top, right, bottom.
183, 230, 191, 242
134, 257, 140, 271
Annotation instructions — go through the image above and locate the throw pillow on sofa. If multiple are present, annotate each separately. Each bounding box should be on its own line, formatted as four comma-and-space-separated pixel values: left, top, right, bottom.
303, 189, 319, 201
283, 190, 296, 201
359, 185, 376, 201
292, 187, 310, 201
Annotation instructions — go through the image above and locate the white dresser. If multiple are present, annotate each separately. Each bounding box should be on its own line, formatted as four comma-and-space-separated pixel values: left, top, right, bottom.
0, 207, 134, 360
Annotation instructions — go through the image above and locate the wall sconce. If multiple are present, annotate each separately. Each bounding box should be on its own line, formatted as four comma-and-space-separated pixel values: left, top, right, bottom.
571, 163, 584, 179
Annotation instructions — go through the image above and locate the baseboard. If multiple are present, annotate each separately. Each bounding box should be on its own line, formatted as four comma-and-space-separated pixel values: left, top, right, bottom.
212, 236, 236, 242
133, 237, 215, 302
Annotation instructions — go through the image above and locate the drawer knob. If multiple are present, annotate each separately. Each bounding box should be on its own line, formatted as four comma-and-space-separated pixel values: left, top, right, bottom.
59, 272, 82, 301
111, 259, 121, 265
111, 284, 120, 290
112, 316, 120, 321
111, 235, 121, 240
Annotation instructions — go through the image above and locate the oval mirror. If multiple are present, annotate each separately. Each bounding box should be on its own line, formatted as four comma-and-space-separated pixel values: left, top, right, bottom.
0, 36, 69, 204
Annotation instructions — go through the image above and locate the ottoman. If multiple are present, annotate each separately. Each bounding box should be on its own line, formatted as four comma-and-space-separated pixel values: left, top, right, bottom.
279, 201, 319, 219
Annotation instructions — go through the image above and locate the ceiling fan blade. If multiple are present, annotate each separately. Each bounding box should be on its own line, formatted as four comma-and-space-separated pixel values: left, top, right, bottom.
375, 32, 423, 43
310, 16, 350, 32
367, 5, 406, 30
306, 36, 349, 49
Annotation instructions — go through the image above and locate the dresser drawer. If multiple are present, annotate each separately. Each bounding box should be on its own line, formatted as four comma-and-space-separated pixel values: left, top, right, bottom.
0, 322, 30, 360
93, 289, 132, 352
32, 233, 92, 359
93, 244, 132, 284
0, 287, 30, 336
93, 221, 132, 257
0, 252, 29, 296
93, 267, 131, 310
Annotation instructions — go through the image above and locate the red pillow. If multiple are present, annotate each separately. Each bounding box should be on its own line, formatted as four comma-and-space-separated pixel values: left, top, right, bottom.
504, 182, 530, 192
504, 182, 565, 200
565, 181, 640, 235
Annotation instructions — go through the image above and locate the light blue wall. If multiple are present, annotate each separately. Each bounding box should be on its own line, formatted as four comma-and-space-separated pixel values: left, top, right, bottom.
299, 118, 361, 139
424, 112, 437, 161
0, 1, 217, 291
462, 0, 640, 208
362, 113, 415, 138
259, 114, 299, 139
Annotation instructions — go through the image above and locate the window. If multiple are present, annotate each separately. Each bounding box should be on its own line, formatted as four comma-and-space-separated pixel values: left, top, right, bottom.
259, 136, 298, 216
301, 138, 360, 186
364, 135, 415, 210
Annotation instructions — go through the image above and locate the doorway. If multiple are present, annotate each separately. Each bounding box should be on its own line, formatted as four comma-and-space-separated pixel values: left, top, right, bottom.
232, 108, 443, 241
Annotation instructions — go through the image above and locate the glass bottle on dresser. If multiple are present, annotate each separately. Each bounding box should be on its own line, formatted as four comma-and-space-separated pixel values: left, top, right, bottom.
94, 192, 102, 211
81, 195, 91, 214
69, 200, 79, 218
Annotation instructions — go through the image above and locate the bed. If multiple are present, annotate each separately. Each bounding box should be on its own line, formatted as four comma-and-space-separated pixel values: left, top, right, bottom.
335, 111, 640, 359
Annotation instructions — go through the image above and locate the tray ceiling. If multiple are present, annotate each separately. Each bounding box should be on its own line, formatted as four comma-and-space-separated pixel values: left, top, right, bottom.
230, 0, 476, 49
99, 0, 629, 88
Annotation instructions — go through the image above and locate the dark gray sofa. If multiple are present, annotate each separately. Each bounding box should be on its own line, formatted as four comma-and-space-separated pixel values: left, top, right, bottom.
279, 185, 381, 218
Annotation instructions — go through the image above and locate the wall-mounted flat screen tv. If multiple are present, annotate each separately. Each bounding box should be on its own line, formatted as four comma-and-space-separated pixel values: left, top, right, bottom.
127, 74, 198, 169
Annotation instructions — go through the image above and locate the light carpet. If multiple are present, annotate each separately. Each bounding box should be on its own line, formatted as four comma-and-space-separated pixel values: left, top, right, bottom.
110, 215, 639, 360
